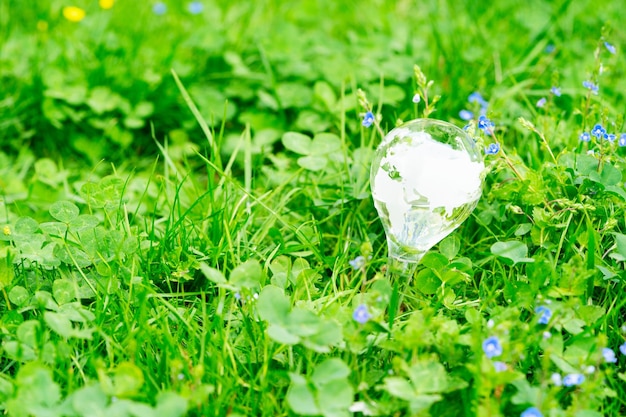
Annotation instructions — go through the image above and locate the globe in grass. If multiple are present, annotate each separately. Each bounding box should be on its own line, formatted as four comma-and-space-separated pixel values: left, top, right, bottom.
370, 119, 485, 273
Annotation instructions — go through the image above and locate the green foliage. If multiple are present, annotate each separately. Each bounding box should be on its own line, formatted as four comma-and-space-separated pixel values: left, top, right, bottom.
2, 0, 626, 416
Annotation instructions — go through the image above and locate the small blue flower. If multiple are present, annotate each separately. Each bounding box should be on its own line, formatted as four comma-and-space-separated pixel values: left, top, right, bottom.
535, 306, 552, 325
605, 42, 616, 54
579, 132, 591, 142
545, 44, 555, 53
604, 133, 616, 142
521, 407, 543, 417
493, 361, 507, 372
152, 2, 167, 15
482, 336, 503, 358
412, 94, 421, 103
234, 292, 241, 300
349, 255, 366, 270
583, 80, 599, 95
562, 373, 585, 387
603, 347, 617, 363
591, 124, 606, 138
353, 304, 371, 324
484, 143, 500, 155
536, 97, 547, 108
459, 109, 474, 121
551, 373, 562, 386
187, 1, 203, 14
362, 111, 375, 128
550, 86, 562, 97
468, 92, 488, 108
619, 134, 626, 147
478, 115, 495, 134
620, 342, 626, 355
543, 331, 551, 339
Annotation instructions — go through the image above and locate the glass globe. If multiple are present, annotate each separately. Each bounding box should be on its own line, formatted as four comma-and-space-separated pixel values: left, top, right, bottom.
370, 119, 485, 274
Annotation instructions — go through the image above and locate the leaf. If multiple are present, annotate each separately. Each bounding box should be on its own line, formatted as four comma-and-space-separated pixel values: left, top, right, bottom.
297, 155, 327, 171
302, 319, 342, 353
154, 392, 189, 417
380, 377, 415, 401
71, 385, 108, 415
229, 259, 263, 289
406, 361, 449, 394
267, 324, 300, 345
49, 201, 80, 223
14, 362, 61, 407
53, 279, 75, 304
287, 374, 320, 415
415, 269, 441, 295
40, 221, 68, 236
257, 285, 291, 325
609, 233, 626, 262
113, 362, 145, 397
439, 235, 460, 260
310, 133, 341, 155
311, 358, 350, 385
199, 263, 227, 284
510, 378, 540, 405
8, 285, 29, 307
282, 131, 312, 155
317, 379, 354, 415
491, 241, 535, 264
44, 311, 74, 338
14, 217, 39, 234
69, 215, 100, 232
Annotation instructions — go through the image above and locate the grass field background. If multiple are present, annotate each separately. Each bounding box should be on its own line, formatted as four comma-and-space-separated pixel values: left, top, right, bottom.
1, 1, 626, 416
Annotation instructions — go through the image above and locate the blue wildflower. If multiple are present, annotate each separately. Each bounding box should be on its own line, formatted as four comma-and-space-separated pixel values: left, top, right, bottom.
468, 92, 488, 107
536, 97, 547, 108
583, 80, 599, 95
362, 111, 375, 128
543, 331, 551, 339
349, 255, 366, 270
605, 42, 616, 54
562, 373, 585, 387
550, 86, 562, 97
493, 361, 507, 372
535, 306, 552, 325
478, 115, 495, 134
545, 44, 555, 53
604, 133, 616, 142
459, 109, 473, 121
482, 336, 503, 358
353, 304, 371, 324
187, 1, 203, 14
484, 143, 500, 155
521, 407, 543, 417
412, 94, 421, 103
591, 124, 606, 138
619, 134, 626, 147
550, 373, 562, 386
579, 132, 591, 142
603, 347, 617, 363
153, 2, 167, 14
620, 342, 626, 355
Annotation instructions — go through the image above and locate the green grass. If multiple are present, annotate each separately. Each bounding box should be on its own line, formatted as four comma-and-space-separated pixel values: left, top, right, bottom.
2, 0, 626, 416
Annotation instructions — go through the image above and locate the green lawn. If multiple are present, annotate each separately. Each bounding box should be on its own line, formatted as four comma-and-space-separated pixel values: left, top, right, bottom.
1, 0, 626, 416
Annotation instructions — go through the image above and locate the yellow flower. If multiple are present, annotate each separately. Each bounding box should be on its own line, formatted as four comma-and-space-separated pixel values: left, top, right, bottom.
63, 6, 86, 22
2, 226, 10, 236
99, 0, 115, 9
